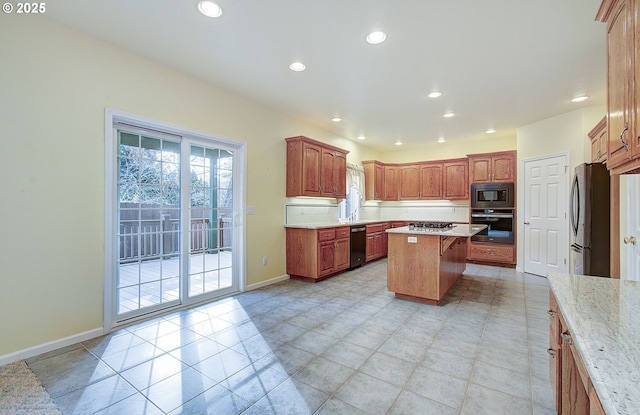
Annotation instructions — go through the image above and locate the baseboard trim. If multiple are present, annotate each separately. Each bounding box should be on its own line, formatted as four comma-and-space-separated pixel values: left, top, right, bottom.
0, 327, 105, 366
246, 274, 290, 291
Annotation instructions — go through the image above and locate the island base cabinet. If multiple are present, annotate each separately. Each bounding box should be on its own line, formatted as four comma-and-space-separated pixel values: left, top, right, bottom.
387, 233, 466, 305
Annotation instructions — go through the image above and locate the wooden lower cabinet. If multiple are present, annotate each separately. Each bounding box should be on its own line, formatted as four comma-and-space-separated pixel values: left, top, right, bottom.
467, 241, 515, 266
366, 223, 389, 261
549, 291, 562, 413
549, 290, 605, 415
286, 226, 350, 282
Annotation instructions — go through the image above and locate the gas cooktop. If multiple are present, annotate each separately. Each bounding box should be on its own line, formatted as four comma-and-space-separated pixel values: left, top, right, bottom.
409, 221, 455, 229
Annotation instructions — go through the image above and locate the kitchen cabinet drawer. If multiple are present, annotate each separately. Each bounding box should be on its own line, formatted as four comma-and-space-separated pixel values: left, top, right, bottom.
468, 243, 515, 263
366, 224, 384, 234
317, 229, 336, 242
335, 227, 350, 239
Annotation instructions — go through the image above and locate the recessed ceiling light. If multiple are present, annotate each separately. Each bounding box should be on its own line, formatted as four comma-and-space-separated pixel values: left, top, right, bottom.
485, 128, 496, 134
427, 91, 443, 98
571, 95, 589, 102
198, 1, 222, 18
357, 135, 366, 140
331, 117, 342, 122
289, 62, 306, 72
395, 139, 403, 146
437, 137, 446, 143
443, 112, 455, 118
366, 31, 387, 45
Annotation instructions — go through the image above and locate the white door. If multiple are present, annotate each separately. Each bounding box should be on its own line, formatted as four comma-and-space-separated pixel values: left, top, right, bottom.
625, 175, 640, 280
523, 154, 569, 276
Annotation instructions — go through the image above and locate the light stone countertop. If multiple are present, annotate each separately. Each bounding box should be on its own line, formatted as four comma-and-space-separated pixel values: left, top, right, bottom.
284, 220, 469, 230
547, 273, 640, 415
385, 224, 487, 237
284, 220, 388, 229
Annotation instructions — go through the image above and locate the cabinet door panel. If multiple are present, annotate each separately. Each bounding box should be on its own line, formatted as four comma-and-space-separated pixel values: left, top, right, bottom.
303, 143, 322, 196
420, 164, 443, 199
608, 1, 633, 168
443, 161, 469, 199
399, 165, 421, 199
470, 158, 491, 183
318, 241, 335, 276
335, 238, 350, 271
334, 151, 347, 198
492, 155, 515, 182
320, 149, 335, 197
383, 166, 399, 200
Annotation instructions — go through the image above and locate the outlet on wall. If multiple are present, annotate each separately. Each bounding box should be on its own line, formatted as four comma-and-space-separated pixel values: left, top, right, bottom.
262, 256, 267, 265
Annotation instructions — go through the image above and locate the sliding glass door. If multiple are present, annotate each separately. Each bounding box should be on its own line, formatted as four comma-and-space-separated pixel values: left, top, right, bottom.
112, 122, 239, 324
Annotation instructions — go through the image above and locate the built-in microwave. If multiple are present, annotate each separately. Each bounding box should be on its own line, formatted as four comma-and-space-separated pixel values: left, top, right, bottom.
471, 183, 515, 208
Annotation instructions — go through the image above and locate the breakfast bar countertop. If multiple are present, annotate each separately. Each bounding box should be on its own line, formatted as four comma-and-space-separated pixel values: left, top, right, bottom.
547, 272, 640, 415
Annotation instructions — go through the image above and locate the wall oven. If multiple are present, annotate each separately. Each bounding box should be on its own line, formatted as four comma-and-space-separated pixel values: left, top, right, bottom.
471, 183, 514, 209
470, 209, 515, 244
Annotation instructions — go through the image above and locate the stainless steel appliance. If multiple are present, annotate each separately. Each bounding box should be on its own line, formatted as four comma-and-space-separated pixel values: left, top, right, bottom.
349, 225, 366, 269
570, 163, 610, 277
470, 209, 514, 244
471, 183, 515, 209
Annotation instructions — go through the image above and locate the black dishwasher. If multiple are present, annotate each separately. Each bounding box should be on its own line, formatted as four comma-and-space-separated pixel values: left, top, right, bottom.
350, 225, 366, 269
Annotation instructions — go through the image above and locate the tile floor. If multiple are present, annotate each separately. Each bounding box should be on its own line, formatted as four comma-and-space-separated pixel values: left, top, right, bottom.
26, 260, 556, 415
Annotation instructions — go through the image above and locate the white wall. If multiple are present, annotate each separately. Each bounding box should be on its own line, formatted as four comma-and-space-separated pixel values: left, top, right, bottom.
515, 106, 605, 271
0, 16, 378, 360
379, 135, 516, 163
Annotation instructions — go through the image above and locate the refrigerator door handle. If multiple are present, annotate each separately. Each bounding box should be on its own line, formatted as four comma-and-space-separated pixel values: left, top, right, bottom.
570, 175, 580, 237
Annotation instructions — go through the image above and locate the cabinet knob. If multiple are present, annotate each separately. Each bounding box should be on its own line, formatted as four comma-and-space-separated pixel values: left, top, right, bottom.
561, 331, 573, 345
624, 236, 637, 245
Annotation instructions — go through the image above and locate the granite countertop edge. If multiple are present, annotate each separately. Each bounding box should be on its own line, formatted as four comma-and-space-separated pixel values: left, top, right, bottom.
547, 272, 640, 415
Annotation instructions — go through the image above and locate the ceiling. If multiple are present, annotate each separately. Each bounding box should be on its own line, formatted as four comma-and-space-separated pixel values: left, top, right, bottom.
43, 0, 607, 151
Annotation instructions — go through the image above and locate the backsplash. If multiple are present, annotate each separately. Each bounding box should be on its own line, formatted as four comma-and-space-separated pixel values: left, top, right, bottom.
285, 204, 340, 225
360, 204, 469, 223
285, 202, 470, 224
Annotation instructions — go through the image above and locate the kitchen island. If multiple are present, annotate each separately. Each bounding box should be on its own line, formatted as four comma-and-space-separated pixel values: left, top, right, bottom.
386, 224, 486, 305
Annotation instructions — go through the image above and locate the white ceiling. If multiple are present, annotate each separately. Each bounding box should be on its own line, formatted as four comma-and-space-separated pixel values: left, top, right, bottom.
43, 0, 606, 151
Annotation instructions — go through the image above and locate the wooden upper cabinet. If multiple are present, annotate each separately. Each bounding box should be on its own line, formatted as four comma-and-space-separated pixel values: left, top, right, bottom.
333, 151, 347, 198
320, 148, 347, 198
399, 162, 443, 200
363, 160, 384, 200
286, 136, 348, 198
603, 0, 633, 169
589, 117, 608, 163
597, 0, 640, 174
420, 163, 443, 199
399, 165, 421, 200
366, 159, 465, 201
382, 165, 399, 200
468, 150, 516, 184
443, 159, 469, 200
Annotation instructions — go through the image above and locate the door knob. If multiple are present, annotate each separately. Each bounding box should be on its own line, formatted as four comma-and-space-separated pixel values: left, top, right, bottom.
624, 236, 637, 245
524, 221, 530, 225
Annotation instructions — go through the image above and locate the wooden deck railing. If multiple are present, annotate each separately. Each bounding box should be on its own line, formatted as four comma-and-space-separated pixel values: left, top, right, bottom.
119, 217, 232, 261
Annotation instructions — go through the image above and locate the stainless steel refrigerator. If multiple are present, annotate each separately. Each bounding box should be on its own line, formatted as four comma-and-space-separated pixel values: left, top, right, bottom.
570, 163, 610, 277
